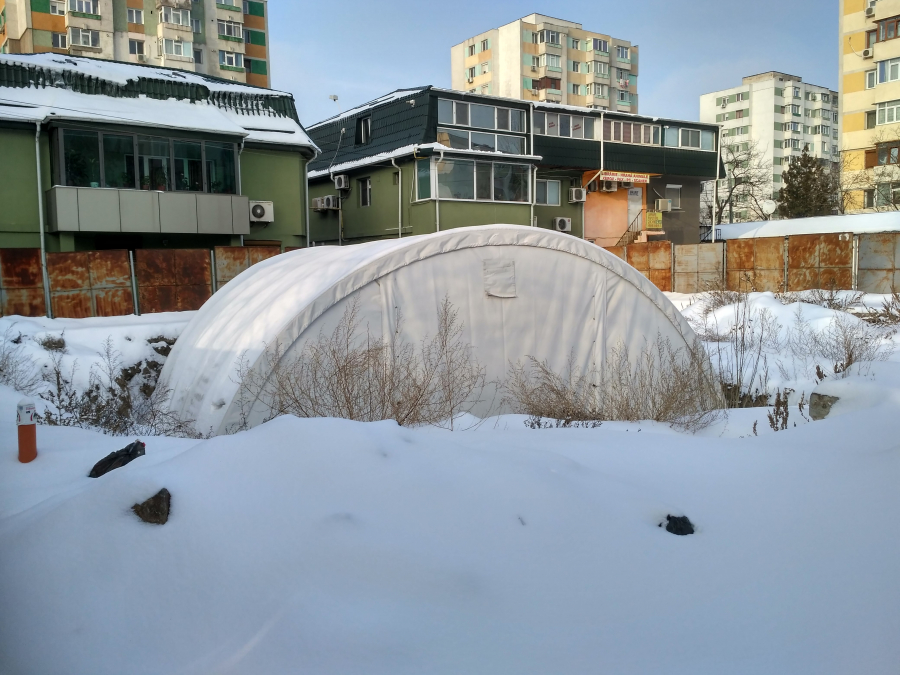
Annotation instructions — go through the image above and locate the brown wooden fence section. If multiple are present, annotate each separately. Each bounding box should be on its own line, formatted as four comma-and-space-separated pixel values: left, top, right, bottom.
135, 249, 212, 314
214, 246, 281, 288
46, 250, 134, 318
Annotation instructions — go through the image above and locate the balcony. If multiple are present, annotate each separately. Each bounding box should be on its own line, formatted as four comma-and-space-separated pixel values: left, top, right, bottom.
537, 89, 562, 103
157, 0, 193, 8
47, 187, 250, 236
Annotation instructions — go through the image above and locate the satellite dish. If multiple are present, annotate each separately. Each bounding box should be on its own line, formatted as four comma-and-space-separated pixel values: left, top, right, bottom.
761, 200, 777, 216
329, 95, 339, 102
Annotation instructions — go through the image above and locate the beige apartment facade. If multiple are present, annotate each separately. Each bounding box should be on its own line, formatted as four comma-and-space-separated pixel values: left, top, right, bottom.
450, 13, 638, 113
700, 72, 839, 222
840, 0, 900, 210
0, 0, 271, 87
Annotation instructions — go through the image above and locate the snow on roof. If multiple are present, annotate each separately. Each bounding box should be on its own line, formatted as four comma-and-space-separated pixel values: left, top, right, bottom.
0, 54, 318, 150
308, 142, 542, 178
716, 212, 900, 239
162, 224, 697, 434
306, 87, 429, 129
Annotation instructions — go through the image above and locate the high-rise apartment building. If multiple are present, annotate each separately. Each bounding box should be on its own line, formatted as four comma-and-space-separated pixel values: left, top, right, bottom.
0, 0, 271, 88
839, 0, 900, 211
450, 13, 638, 112
700, 72, 839, 222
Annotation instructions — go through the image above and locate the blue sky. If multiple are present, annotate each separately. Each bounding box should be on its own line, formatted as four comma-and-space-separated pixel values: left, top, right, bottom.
276, 0, 839, 128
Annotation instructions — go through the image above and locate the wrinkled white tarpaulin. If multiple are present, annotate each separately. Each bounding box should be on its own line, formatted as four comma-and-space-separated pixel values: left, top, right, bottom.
162, 225, 699, 434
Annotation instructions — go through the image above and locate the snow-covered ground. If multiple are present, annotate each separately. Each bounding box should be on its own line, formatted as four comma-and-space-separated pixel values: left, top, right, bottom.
0, 297, 899, 673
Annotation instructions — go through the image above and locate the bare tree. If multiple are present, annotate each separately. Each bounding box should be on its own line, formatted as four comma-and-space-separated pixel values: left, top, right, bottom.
701, 140, 774, 226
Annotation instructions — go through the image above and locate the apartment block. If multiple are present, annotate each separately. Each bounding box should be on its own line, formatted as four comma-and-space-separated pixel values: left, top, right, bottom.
840, 0, 900, 211
0, 0, 271, 88
700, 72, 839, 222
450, 13, 638, 113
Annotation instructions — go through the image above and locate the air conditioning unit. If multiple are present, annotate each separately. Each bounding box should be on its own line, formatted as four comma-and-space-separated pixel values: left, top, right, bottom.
655, 199, 672, 212
531, 89, 539, 95
863, 48, 873, 59
553, 217, 572, 232
568, 187, 587, 203
333, 175, 350, 190
137, 54, 147, 63
249, 200, 274, 223
601, 180, 618, 192
586, 180, 599, 193
311, 197, 324, 211
467, 77, 474, 83
721, 100, 727, 108
531, 65, 538, 72
620, 181, 634, 189
865, 6, 875, 16
323, 195, 341, 210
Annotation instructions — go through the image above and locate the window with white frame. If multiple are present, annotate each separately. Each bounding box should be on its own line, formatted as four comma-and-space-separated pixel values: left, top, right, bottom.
163, 39, 191, 57
571, 38, 580, 50
877, 99, 900, 124
867, 70, 877, 89
535, 179, 561, 205
217, 19, 241, 38
359, 177, 372, 207
127, 8, 143, 23
68, 0, 98, 14
219, 50, 243, 67
128, 39, 144, 55
666, 185, 682, 209
162, 6, 191, 26
879, 58, 900, 83
570, 83, 581, 95
50, 1, 65, 15
615, 45, 629, 59
680, 129, 701, 148
822, 93, 831, 102
69, 27, 99, 47
589, 82, 608, 98
434, 159, 530, 202
51, 32, 67, 48
592, 38, 608, 52
617, 90, 629, 102
538, 30, 560, 45
539, 53, 561, 69
570, 61, 581, 72
191, 18, 201, 33
437, 99, 526, 133
591, 61, 609, 76
467, 44, 475, 56
481, 62, 489, 75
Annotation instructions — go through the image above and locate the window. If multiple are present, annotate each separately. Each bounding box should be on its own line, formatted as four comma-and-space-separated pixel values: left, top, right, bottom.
616, 45, 629, 60
877, 15, 900, 42
435, 159, 529, 202
470, 103, 494, 129
50, 1, 65, 15
192, 18, 201, 33
467, 45, 475, 56
680, 129, 701, 148
493, 163, 530, 202
535, 179, 561, 205
162, 6, 191, 26
571, 39, 580, 50
875, 182, 900, 207
68, 0, 98, 14
570, 83, 580, 95
539, 53, 561, 69
589, 82, 608, 98
481, 39, 488, 51
205, 142, 236, 194
617, 90, 629, 102
822, 93, 831, 103
219, 50, 243, 67
570, 61, 581, 72
864, 189, 876, 209
51, 32, 67, 49
127, 8, 143, 23
138, 137, 170, 191
480, 62, 489, 75
63, 130, 101, 187
879, 57, 900, 83
416, 159, 431, 200
666, 185, 682, 209
218, 19, 242, 38
877, 99, 900, 124
590, 61, 609, 76
357, 116, 371, 144
533, 111, 545, 134
359, 178, 372, 207
592, 38, 608, 52
102, 134, 136, 189
878, 142, 900, 165
538, 30, 560, 45
193, 48, 203, 64
867, 30, 877, 49
69, 28, 99, 47
786, 121, 801, 131
173, 141, 202, 191
128, 39, 143, 56
164, 39, 192, 57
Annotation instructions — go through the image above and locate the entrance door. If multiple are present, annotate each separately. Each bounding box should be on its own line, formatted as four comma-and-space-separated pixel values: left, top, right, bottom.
627, 188, 643, 230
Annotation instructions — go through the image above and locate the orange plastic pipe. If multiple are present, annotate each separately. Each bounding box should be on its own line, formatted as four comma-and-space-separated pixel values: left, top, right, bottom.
17, 399, 37, 464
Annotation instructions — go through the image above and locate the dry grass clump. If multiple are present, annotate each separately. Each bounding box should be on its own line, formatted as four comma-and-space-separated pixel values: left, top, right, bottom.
232, 297, 486, 431
504, 337, 724, 432
0, 328, 42, 395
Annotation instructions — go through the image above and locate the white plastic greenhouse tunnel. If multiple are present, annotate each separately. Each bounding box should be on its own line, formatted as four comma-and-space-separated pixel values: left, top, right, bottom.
162, 225, 700, 434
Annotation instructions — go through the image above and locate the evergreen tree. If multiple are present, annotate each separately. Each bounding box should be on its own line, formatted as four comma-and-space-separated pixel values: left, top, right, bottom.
777, 149, 835, 219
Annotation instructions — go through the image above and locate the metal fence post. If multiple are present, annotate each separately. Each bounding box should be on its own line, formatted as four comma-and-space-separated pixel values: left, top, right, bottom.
128, 250, 140, 316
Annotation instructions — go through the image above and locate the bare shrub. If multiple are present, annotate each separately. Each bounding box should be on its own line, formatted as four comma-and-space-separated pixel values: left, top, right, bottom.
861, 292, 900, 326
504, 336, 724, 432
232, 297, 487, 431
815, 311, 894, 377
0, 328, 42, 395
696, 275, 752, 320
35, 332, 67, 353
775, 286, 864, 313
767, 389, 790, 431
40, 338, 202, 438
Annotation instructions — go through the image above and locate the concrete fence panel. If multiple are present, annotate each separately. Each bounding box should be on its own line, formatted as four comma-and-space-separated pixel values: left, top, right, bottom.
857, 233, 900, 293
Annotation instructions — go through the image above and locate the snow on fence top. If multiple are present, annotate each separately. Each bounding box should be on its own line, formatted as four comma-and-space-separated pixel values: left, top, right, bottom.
161, 224, 699, 435
717, 212, 900, 239
0, 54, 316, 150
